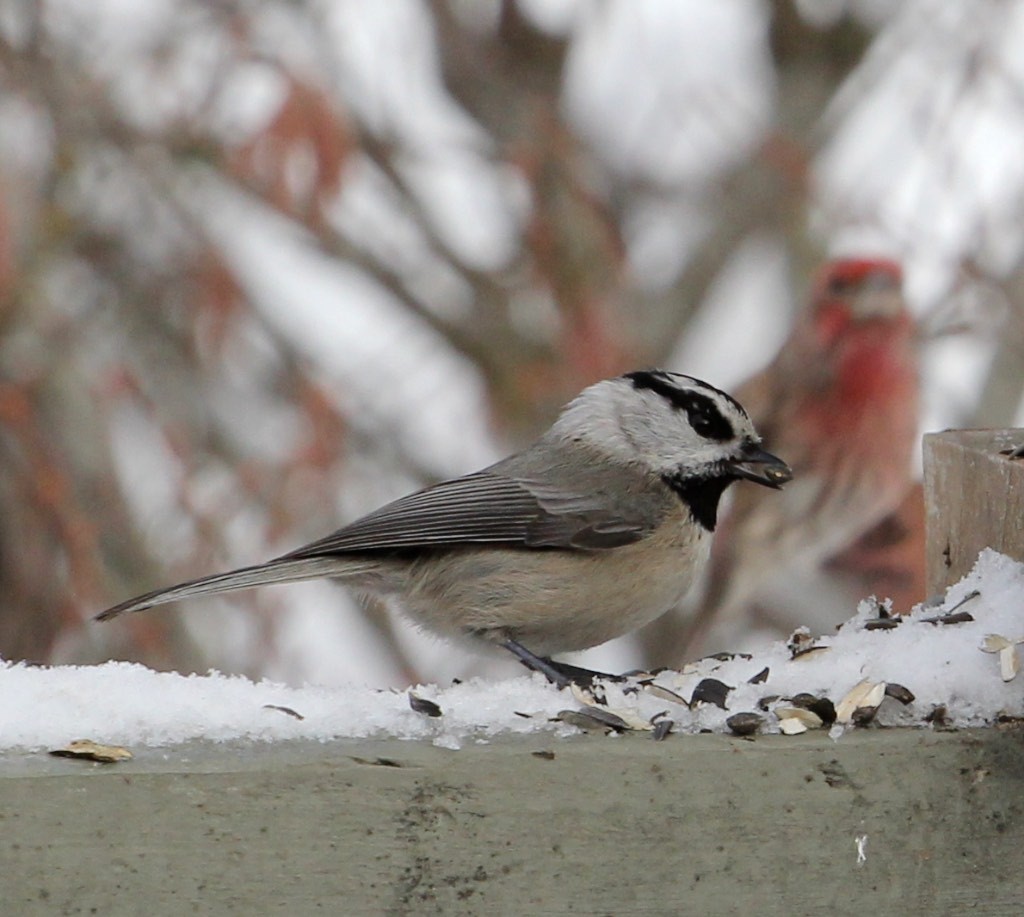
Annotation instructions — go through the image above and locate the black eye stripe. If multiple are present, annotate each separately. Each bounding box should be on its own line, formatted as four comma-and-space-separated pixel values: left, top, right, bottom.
676, 392, 734, 441
624, 370, 736, 441
624, 370, 747, 418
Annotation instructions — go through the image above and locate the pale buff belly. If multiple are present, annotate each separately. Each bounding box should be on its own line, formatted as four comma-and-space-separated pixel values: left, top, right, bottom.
396, 515, 710, 656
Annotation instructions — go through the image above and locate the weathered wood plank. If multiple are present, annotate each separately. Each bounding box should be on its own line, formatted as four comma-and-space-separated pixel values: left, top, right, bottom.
2, 730, 1024, 916
923, 429, 1024, 596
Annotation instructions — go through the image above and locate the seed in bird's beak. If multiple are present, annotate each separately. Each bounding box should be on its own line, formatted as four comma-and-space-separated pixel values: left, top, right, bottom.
764, 464, 792, 486
729, 446, 793, 489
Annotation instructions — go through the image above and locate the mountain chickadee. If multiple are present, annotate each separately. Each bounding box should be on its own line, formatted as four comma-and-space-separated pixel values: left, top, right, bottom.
97, 370, 792, 686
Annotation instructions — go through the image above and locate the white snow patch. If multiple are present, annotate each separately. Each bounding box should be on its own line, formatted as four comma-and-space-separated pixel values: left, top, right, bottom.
2, 549, 1023, 752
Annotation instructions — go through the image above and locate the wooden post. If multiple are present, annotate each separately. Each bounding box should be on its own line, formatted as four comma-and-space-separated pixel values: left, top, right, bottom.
923, 429, 1024, 596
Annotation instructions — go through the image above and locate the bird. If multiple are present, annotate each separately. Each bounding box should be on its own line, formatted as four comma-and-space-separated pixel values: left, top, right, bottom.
644, 257, 919, 664
97, 370, 792, 687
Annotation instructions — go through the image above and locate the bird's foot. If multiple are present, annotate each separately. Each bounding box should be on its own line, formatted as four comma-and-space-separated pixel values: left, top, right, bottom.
500, 639, 624, 689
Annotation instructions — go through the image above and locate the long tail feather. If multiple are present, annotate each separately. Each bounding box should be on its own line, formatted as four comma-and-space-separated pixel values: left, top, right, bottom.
95, 556, 372, 621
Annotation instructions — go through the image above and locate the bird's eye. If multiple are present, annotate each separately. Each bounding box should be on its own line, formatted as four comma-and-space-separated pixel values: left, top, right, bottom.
690, 412, 716, 437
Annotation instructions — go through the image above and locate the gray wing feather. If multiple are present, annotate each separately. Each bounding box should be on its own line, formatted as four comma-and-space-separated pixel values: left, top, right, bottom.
95, 449, 669, 621
285, 459, 666, 558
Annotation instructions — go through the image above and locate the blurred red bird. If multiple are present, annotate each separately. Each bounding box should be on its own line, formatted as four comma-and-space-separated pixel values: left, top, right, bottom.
644, 257, 921, 664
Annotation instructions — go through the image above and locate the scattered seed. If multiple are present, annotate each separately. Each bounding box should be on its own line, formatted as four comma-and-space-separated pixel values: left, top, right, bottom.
690, 678, 732, 710
703, 652, 753, 663
554, 710, 602, 732
873, 599, 894, 618
555, 709, 626, 733
582, 705, 635, 730
864, 618, 901, 631
884, 683, 915, 705
787, 628, 812, 653
774, 705, 824, 728
859, 599, 901, 631
263, 704, 304, 720
981, 634, 1012, 654
787, 693, 837, 726
652, 719, 674, 741
836, 680, 886, 725
643, 683, 691, 708
787, 628, 830, 659
924, 704, 950, 728
726, 712, 764, 736
778, 717, 809, 735
408, 692, 443, 717
748, 667, 770, 685
50, 740, 132, 764
604, 706, 655, 731
980, 634, 1022, 682
531, 750, 556, 760
852, 705, 880, 726
1002, 647, 1021, 682
570, 682, 604, 708
922, 611, 974, 626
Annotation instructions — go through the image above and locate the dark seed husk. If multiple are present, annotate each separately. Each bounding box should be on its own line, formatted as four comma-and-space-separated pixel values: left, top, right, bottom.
690, 678, 733, 709
555, 708, 628, 733
791, 644, 831, 659
864, 618, 901, 631
652, 719, 674, 741
577, 705, 631, 731
726, 712, 764, 736
788, 693, 837, 726
884, 683, 915, 705
921, 611, 974, 626
924, 704, 949, 727
263, 704, 304, 720
851, 704, 879, 726
408, 692, 443, 717
644, 683, 691, 708
704, 652, 753, 663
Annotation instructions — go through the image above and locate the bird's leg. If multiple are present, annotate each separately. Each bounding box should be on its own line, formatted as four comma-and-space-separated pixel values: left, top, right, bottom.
501, 640, 572, 688
500, 639, 624, 688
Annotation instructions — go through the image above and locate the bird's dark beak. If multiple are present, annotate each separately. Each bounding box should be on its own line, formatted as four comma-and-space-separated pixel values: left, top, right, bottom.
728, 444, 792, 489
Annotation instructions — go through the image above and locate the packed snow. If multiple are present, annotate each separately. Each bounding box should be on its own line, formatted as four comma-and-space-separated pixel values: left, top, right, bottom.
2, 549, 1023, 754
